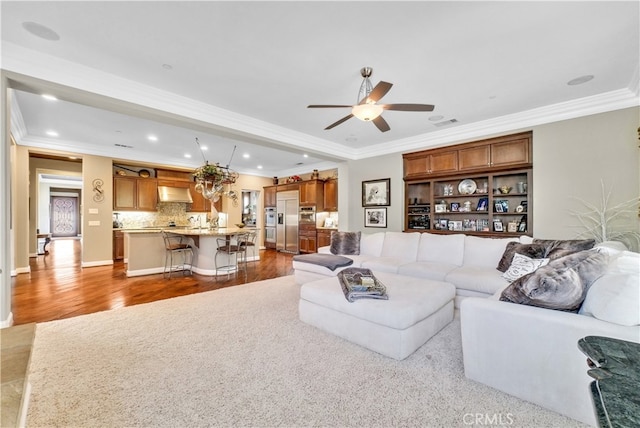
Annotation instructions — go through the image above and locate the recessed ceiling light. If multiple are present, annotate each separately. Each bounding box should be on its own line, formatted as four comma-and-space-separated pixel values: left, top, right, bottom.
22, 21, 60, 41
303, 154, 309, 158
242, 153, 250, 159
201, 146, 208, 151
429, 115, 444, 122
567, 75, 594, 86
257, 165, 263, 169
184, 153, 192, 158
46, 130, 59, 137
147, 135, 158, 142
41, 94, 57, 101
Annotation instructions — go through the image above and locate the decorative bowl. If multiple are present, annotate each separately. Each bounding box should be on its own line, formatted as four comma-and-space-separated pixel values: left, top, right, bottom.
235, 223, 246, 228
498, 186, 512, 194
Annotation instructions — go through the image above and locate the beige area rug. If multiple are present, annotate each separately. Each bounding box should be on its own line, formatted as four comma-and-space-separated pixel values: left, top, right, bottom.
26, 276, 586, 427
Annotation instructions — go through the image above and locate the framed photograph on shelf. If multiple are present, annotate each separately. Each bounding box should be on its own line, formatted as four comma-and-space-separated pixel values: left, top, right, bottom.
518, 221, 527, 232
450, 202, 460, 212
452, 220, 463, 231
493, 220, 504, 232
436, 219, 449, 230
476, 197, 488, 211
364, 207, 387, 228
435, 204, 447, 213
507, 221, 518, 233
362, 178, 390, 207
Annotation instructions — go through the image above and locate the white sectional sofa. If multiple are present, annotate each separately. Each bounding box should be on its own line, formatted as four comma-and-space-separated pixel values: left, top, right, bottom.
293, 231, 640, 426
293, 231, 521, 307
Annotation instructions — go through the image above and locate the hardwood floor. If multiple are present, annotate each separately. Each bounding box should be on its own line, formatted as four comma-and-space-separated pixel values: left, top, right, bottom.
11, 238, 294, 325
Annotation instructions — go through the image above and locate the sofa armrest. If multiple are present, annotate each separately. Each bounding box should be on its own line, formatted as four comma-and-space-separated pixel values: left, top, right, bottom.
318, 246, 331, 254
460, 297, 639, 425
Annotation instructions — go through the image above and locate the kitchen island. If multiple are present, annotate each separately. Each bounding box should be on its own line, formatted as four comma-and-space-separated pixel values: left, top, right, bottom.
123, 227, 259, 277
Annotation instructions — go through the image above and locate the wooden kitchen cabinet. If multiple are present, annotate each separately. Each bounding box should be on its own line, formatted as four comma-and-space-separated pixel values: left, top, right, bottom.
317, 229, 333, 248
113, 177, 158, 211
113, 230, 124, 260
323, 179, 338, 211
299, 180, 324, 208
299, 224, 317, 253
264, 186, 277, 207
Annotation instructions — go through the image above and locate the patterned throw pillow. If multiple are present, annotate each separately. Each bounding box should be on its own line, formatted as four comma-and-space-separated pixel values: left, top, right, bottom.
501, 253, 549, 282
500, 249, 609, 312
532, 238, 596, 260
496, 242, 547, 272
330, 231, 361, 255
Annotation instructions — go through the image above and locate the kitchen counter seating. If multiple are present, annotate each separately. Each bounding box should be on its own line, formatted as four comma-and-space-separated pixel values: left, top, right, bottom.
293, 231, 640, 426
123, 227, 259, 277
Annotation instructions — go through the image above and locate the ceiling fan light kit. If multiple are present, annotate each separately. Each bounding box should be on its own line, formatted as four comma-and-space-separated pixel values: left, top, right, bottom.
352, 103, 383, 121
308, 67, 435, 132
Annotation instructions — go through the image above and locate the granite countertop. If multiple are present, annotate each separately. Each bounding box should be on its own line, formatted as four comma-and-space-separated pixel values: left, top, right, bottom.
122, 227, 256, 236
317, 227, 339, 230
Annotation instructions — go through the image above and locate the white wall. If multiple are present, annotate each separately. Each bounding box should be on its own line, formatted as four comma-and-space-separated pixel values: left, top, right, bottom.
342, 107, 639, 247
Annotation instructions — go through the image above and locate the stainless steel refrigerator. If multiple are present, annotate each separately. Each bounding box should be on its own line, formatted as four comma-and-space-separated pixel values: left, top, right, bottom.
276, 190, 299, 253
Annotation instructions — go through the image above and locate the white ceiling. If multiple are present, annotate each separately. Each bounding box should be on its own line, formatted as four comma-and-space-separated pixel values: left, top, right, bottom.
2, 1, 638, 177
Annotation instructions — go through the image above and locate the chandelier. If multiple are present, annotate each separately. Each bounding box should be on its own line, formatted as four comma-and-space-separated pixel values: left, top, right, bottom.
192, 138, 239, 227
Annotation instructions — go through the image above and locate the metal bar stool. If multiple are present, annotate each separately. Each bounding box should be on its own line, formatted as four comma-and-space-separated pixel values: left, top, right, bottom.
240, 230, 258, 264
214, 232, 248, 279
161, 231, 194, 278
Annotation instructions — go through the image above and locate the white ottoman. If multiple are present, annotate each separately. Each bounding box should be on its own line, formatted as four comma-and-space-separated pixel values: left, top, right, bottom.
299, 271, 455, 360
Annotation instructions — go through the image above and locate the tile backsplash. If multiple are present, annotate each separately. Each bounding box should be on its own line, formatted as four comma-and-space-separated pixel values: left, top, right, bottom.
115, 203, 208, 228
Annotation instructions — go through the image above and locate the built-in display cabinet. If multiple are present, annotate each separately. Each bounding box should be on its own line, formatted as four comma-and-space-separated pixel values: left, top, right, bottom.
403, 132, 533, 237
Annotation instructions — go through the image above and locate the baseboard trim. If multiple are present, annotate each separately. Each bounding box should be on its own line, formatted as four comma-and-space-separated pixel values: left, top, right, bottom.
14, 266, 31, 275
0, 312, 14, 328
81, 260, 114, 268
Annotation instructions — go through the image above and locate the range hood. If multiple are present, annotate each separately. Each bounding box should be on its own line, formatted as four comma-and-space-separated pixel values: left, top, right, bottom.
157, 186, 193, 203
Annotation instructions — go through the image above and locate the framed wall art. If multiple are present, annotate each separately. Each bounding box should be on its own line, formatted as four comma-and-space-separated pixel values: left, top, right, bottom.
362, 178, 390, 207
365, 207, 387, 228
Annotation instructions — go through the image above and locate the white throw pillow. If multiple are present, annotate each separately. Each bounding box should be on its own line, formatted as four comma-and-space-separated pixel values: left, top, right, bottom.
580, 273, 640, 326
501, 253, 550, 282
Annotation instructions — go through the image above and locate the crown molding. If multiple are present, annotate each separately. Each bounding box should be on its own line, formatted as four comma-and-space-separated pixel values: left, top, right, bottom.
354, 88, 640, 159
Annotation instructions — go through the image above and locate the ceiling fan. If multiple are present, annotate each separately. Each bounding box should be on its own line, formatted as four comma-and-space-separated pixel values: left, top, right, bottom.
307, 67, 435, 133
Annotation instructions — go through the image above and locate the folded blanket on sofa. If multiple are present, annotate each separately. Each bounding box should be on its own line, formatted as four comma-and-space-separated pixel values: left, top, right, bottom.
338, 268, 389, 302
292, 253, 353, 271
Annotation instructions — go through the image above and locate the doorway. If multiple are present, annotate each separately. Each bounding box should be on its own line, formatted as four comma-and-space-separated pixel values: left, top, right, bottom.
50, 196, 79, 237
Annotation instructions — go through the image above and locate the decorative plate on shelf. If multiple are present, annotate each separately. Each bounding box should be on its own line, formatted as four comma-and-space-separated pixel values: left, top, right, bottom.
458, 179, 477, 195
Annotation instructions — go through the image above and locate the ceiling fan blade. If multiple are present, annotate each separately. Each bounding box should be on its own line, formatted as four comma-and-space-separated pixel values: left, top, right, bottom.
383, 103, 435, 112
362, 81, 393, 104
325, 114, 354, 130
307, 105, 353, 108
372, 115, 390, 133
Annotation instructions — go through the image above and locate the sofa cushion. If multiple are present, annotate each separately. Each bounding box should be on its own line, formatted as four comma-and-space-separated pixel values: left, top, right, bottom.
330, 231, 361, 255
417, 233, 465, 266
360, 232, 386, 257
463, 235, 519, 268
496, 242, 547, 272
532, 238, 596, 260
501, 253, 550, 282
398, 261, 459, 281
445, 266, 510, 295
380, 232, 420, 262
579, 273, 640, 326
499, 249, 609, 312
361, 257, 406, 274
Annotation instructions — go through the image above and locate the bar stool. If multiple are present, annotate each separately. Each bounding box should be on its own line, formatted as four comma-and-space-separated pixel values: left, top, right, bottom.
214, 232, 248, 279
161, 231, 193, 279
240, 230, 258, 264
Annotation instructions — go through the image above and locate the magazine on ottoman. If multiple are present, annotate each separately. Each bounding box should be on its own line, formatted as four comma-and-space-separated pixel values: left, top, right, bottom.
338, 267, 389, 302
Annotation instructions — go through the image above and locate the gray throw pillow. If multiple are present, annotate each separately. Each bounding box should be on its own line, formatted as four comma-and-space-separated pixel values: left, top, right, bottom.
499, 249, 609, 312
532, 238, 596, 260
330, 231, 361, 255
496, 242, 547, 272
